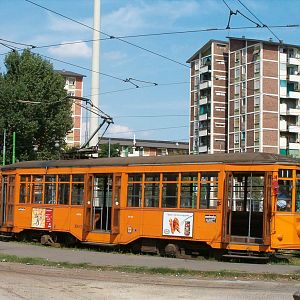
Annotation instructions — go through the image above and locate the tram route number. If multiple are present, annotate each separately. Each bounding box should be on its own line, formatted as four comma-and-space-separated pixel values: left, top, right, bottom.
205, 215, 216, 223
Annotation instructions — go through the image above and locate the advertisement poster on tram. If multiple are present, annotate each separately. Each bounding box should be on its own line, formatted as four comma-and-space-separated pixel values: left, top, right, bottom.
31, 208, 53, 229
162, 212, 194, 237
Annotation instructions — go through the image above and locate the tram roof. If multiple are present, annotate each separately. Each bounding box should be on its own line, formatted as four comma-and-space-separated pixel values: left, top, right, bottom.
1, 152, 300, 171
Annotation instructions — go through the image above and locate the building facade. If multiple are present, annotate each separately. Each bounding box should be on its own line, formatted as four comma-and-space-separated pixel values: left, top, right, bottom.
56, 70, 85, 148
99, 137, 189, 157
228, 37, 300, 157
188, 37, 300, 158
187, 40, 228, 154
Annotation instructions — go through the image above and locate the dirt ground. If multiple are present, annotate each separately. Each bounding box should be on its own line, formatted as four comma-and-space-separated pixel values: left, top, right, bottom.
0, 262, 299, 300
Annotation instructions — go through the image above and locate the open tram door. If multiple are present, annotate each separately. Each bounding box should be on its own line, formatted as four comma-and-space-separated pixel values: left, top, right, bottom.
84, 173, 121, 236
222, 171, 272, 246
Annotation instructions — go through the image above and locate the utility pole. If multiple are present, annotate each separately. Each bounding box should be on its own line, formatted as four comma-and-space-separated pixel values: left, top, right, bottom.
89, 0, 101, 149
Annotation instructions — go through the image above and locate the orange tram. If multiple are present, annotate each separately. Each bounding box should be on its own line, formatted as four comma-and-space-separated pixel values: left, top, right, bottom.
0, 152, 300, 258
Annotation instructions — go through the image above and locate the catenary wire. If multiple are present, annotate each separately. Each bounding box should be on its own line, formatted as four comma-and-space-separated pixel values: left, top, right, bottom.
23, 0, 189, 69
28, 24, 299, 49
236, 0, 282, 43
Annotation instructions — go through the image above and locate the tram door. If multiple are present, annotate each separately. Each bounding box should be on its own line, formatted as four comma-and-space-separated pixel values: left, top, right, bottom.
91, 174, 113, 231
223, 171, 271, 244
0, 176, 15, 227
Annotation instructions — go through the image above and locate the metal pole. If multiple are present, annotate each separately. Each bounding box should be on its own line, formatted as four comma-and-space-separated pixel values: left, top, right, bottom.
2, 129, 6, 166
108, 138, 111, 157
12, 132, 16, 163
89, 0, 101, 148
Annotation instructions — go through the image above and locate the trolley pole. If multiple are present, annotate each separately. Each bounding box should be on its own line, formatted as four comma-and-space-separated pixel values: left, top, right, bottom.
12, 131, 16, 164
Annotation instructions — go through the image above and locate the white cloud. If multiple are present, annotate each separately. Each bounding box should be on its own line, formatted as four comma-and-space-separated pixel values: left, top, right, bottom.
102, 0, 201, 35
48, 42, 92, 58
48, 13, 92, 33
107, 124, 133, 138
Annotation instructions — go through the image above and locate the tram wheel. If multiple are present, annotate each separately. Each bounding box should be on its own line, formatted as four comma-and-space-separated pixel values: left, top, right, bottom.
164, 243, 180, 258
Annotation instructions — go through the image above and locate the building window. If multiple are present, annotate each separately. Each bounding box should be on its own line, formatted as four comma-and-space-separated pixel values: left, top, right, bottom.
216, 75, 226, 80
254, 79, 260, 92
254, 114, 260, 129
235, 68, 240, 81
234, 84, 240, 96
216, 91, 226, 96
235, 51, 240, 65
254, 95, 260, 111
254, 62, 260, 76
215, 122, 225, 127
234, 100, 239, 112
234, 132, 239, 144
216, 60, 225, 65
234, 117, 239, 130
67, 77, 76, 87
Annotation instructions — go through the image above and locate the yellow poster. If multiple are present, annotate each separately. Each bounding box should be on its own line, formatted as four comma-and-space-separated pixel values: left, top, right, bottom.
31, 208, 46, 228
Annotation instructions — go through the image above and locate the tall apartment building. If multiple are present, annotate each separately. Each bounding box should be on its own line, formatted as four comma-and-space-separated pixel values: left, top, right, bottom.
187, 40, 228, 154
56, 70, 85, 148
228, 37, 300, 157
188, 37, 300, 158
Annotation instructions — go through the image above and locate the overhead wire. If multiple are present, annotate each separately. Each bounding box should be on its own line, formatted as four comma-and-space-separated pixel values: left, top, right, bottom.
23, 0, 189, 69
236, 0, 282, 43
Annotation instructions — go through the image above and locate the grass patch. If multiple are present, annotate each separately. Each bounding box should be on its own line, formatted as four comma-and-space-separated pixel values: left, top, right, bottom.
0, 253, 299, 281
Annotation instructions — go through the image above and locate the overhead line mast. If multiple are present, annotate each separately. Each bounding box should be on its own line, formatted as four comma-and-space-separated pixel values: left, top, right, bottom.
89, 0, 101, 149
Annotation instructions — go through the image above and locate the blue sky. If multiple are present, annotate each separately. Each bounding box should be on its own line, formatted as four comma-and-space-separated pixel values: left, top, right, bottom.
1, 0, 300, 143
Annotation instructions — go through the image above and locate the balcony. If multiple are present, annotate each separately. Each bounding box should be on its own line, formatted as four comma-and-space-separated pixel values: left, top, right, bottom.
288, 57, 300, 66
199, 81, 211, 90
288, 108, 300, 115
280, 103, 287, 115
280, 137, 287, 148
199, 65, 211, 75
198, 145, 208, 153
199, 113, 208, 121
289, 142, 300, 150
198, 129, 208, 137
199, 97, 208, 105
280, 120, 288, 131
288, 74, 300, 83
288, 91, 300, 98
289, 125, 300, 133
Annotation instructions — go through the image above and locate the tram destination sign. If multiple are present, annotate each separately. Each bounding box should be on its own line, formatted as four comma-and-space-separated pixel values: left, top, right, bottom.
162, 212, 194, 238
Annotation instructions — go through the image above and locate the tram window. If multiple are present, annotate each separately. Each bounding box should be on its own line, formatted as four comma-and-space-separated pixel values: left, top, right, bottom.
163, 173, 178, 181
199, 172, 218, 209
296, 181, 300, 212
45, 175, 56, 204
145, 173, 160, 181
128, 174, 142, 182
71, 175, 84, 205
32, 176, 43, 204
72, 174, 84, 182
58, 175, 70, 205
127, 183, 142, 207
200, 182, 218, 209
162, 183, 178, 208
180, 183, 197, 208
297, 171, 300, 178
144, 183, 159, 207
278, 169, 292, 178
181, 173, 198, 181
19, 175, 30, 204
277, 180, 292, 212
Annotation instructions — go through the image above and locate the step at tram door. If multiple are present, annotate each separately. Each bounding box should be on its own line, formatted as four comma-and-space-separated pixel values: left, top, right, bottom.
223, 171, 272, 245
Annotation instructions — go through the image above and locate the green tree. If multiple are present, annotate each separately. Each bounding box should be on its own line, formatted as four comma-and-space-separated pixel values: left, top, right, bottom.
98, 143, 120, 157
0, 50, 73, 162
